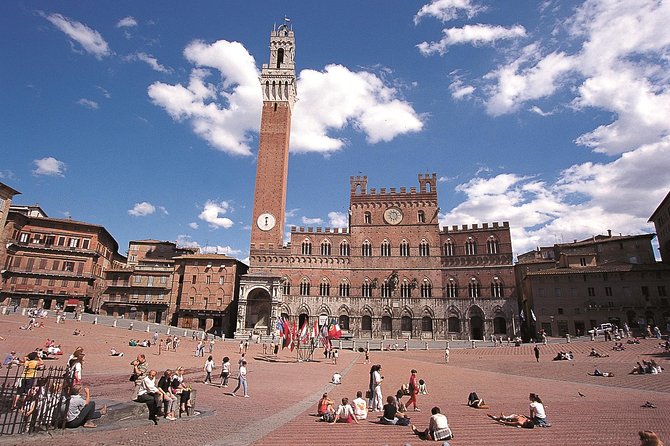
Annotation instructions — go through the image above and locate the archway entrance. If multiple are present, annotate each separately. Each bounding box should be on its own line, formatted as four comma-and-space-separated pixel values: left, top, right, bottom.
470, 316, 483, 339
246, 288, 272, 334
299, 313, 309, 329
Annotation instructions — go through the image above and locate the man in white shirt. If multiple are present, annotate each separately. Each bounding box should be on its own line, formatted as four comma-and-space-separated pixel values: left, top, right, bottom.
411, 406, 452, 441
330, 397, 359, 424
331, 371, 342, 384
352, 391, 367, 420
137, 369, 165, 424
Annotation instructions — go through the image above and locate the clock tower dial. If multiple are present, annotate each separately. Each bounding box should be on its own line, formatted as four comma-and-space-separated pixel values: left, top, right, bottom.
256, 213, 276, 231
383, 207, 404, 225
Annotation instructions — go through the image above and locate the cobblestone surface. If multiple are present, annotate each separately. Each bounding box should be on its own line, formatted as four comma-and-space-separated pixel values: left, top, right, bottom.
0, 314, 668, 446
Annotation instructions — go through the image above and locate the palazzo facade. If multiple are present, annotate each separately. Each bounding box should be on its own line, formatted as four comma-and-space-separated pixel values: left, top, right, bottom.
235, 24, 518, 340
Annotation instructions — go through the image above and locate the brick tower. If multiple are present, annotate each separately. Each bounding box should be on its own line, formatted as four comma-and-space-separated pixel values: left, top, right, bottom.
249, 23, 296, 253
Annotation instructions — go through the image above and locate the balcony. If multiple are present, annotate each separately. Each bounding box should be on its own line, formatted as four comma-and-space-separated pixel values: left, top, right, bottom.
7, 240, 98, 257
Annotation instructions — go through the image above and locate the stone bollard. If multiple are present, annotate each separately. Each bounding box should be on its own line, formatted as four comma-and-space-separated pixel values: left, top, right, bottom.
56, 315, 61, 324
590, 332, 595, 341
78, 314, 82, 321
339, 340, 343, 349
352, 340, 356, 351
167, 327, 171, 335
93, 317, 97, 325
471, 340, 476, 349
0, 306, 5, 315
566, 334, 571, 343
146, 325, 150, 333
129, 322, 134, 330
446, 341, 450, 349
184, 330, 188, 337
22, 308, 27, 316
366, 341, 370, 352
113, 320, 117, 327
424, 341, 428, 350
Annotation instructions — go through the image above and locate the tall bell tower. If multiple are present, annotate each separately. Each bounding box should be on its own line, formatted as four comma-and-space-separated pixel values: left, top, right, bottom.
249, 23, 296, 253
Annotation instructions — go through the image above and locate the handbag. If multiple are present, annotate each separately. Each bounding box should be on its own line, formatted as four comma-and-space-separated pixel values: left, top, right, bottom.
365, 390, 372, 399
129, 373, 139, 382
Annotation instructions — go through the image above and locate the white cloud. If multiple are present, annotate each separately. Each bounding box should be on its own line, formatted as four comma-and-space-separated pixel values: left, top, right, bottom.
126, 52, 172, 73
97, 86, 111, 98
292, 64, 424, 153
32, 157, 66, 177
43, 12, 111, 59
199, 200, 234, 228
188, 222, 199, 229
128, 201, 156, 217
285, 208, 300, 219
529, 105, 552, 116
449, 79, 475, 100
150, 41, 424, 156
301, 216, 323, 225
414, 0, 485, 24
175, 235, 242, 257
328, 211, 348, 228
77, 98, 99, 109
418, 24, 527, 56
116, 16, 137, 28
0, 170, 16, 180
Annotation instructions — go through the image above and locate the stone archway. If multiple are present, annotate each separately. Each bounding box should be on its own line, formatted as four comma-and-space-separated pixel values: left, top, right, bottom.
469, 306, 485, 340
246, 287, 272, 334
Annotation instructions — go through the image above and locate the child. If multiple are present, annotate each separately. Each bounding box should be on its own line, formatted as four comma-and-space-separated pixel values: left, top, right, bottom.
418, 379, 428, 395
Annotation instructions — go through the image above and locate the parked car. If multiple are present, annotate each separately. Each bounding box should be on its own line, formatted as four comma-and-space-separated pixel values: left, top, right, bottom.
588, 323, 615, 335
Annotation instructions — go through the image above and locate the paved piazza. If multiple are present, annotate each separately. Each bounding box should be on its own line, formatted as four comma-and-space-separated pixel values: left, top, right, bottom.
1, 314, 668, 445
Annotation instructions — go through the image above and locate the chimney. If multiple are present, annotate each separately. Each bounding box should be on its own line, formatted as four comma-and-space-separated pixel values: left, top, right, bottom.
607, 229, 612, 237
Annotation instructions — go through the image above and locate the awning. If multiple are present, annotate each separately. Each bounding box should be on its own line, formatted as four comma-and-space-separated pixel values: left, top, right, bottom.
65, 299, 80, 306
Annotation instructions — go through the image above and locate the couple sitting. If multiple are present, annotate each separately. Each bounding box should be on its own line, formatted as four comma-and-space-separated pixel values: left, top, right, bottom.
380, 395, 410, 426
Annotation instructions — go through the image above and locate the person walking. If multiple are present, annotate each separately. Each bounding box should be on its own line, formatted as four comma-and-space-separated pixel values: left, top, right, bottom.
220, 356, 231, 387
231, 360, 248, 397
444, 347, 450, 364
534, 345, 540, 362
204, 355, 215, 384
406, 369, 420, 411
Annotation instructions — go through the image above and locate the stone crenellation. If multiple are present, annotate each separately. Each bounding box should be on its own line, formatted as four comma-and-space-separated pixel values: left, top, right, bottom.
440, 221, 509, 233
291, 226, 349, 234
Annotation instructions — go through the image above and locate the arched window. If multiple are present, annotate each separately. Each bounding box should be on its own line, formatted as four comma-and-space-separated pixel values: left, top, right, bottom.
401, 316, 412, 332
448, 316, 461, 332
490, 277, 504, 298
380, 240, 391, 257
446, 278, 458, 298
362, 279, 373, 298
339, 241, 350, 256
282, 279, 291, 295
487, 236, 499, 254
444, 239, 455, 257
339, 315, 350, 331
401, 279, 412, 298
420, 279, 432, 298
299, 278, 310, 296
468, 278, 480, 298
465, 237, 477, 255
362, 240, 372, 257
339, 280, 350, 297
364, 211, 372, 224
419, 239, 430, 256
362, 315, 372, 331
381, 315, 392, 331
400, 240, 410, 257
320, 240, 331, 256
319, 278, 330, 296
421, 316, 433, 332
418, 210, 425, 223
301, 239, 312, 255
276, 48, 284, 68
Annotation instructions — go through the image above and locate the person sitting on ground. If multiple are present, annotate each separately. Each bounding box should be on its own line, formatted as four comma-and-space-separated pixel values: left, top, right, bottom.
529, 393, 550, 427
639, 430, 664, 446
418, 379, 428, 395
487, 412, 534, 428
331, 371, 342, 385
380, 395, 410, 425
411, 406, 453, 441
613, 342, 625, 351
65, 385, 106, 428
351, 390, 367, 421
317, 393, 334, 418
649, 359, 663, 374
330, 397, 359, 424
589, 348, 609, 358
631, 361, 647, 375
1, 351, 19, 368
589, 368, 614, 377
73, 328, 82, 336
627, 338, 641, 344
110, 348, 124, 356
467, 391, 489, 409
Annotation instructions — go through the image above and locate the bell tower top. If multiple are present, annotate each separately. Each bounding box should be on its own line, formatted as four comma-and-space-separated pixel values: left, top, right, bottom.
260, 22, 297, 108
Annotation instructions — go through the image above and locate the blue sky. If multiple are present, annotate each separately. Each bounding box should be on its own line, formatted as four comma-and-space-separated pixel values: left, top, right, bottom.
2, 0, 670, 262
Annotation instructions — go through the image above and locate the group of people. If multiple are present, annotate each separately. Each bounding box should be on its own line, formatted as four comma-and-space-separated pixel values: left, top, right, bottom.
630, 360, 663, 375
553, 351, 574, 361
130, 353, 193, 424
486, 393, 551, 429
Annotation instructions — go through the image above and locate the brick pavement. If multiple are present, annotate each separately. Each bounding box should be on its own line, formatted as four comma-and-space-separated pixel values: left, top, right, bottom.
0, 313, 668, 446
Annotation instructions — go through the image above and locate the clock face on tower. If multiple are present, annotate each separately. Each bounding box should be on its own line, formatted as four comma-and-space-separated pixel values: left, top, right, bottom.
256, 212, 276, 231
383, 207, 403, 225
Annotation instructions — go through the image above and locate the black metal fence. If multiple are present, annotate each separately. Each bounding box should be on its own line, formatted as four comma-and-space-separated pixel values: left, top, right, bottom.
0, 364, 70, 436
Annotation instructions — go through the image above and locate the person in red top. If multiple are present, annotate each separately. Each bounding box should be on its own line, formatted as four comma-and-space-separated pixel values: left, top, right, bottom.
406, 369, 420, 411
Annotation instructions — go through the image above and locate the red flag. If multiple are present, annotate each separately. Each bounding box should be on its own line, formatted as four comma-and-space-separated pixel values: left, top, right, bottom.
282, 317, 291, 349
328, 322, 342, 340
290, 321, 298, 351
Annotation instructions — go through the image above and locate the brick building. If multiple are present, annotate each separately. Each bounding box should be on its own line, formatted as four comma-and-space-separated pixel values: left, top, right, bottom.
0, 205, 123, 312
516, 232, 670, 337
235, 24, 518, 340
649, 190, 670, 263
100, 240, 194, 323
171, 254, 247, 337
